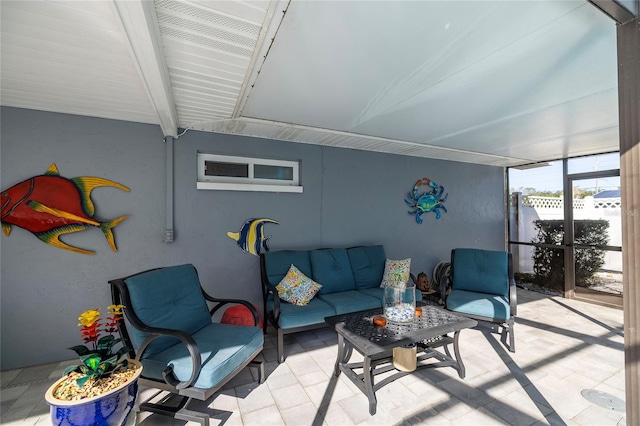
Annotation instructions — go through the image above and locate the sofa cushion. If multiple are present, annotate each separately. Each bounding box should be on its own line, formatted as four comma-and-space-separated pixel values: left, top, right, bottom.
446, 289, 510, 321
139, 322, 263, 389
451, 249, 509, 297
317, 290, 381, 315
310, 248, 355, 294
263, 250, 312, 286
347, 245, 386, 290
359, 287, 422, 304
380, 258, 411, 287
124, 264, 212, 357
267, 297, 336, 329
276, 264, 322, 306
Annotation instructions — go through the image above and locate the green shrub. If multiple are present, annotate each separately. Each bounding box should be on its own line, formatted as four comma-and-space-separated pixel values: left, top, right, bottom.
531, 219, 609, 290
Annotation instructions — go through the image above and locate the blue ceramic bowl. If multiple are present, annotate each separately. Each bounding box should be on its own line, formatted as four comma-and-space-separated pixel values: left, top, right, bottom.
45, 361, 142, 426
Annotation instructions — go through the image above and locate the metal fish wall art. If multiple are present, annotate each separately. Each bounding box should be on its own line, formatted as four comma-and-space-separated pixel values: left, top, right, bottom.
404, 177, 448, 223
1, 164, 130, 255
227, 218, 279, 256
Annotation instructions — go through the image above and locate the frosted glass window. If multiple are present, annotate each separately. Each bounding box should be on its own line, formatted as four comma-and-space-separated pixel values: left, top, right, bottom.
204, 161, 248, 178
254, 164, 294, 181
197, 153, 302, 193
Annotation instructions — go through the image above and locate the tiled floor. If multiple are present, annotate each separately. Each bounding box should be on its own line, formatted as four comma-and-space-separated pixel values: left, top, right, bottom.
1, 289, 626, 425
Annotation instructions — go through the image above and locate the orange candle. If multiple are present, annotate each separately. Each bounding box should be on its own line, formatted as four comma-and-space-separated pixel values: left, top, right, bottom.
415, 307, 423, 317
373, 315, 387, 326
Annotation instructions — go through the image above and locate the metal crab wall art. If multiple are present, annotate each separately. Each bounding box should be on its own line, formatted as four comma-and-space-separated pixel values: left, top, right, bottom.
404, 177, 448, 223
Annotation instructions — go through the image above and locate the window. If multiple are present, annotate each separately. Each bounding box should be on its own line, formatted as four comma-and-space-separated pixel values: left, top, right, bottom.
567, 152, 620, 175
197, 153, 302, 193
507, 152, 623, 304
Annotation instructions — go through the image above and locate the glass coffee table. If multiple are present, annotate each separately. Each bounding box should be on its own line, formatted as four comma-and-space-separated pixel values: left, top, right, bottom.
325, 304, 477, 415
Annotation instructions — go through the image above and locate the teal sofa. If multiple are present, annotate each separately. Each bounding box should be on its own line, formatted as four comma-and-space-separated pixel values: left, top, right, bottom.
260, 245, 419, 362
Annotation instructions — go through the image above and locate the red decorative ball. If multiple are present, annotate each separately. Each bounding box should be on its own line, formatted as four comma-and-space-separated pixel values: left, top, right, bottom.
221, 305, 263, 329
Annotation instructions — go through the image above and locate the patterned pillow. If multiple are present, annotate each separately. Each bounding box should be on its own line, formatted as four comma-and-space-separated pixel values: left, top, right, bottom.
380, 258, 411, 288
276, 264, 322, 306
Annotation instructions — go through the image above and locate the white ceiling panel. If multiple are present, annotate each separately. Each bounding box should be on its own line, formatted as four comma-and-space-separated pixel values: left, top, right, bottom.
351, 5, 617, 143
241, 1, 619, 165
0, 0, 627, 166
244, 1, 587, 129
0, 0, 159, 125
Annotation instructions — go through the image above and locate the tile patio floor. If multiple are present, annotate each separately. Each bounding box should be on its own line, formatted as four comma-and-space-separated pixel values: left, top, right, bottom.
0, 289, 626, 425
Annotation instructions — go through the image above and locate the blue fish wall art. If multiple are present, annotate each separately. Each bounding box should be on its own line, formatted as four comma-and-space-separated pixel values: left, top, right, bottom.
1, 163, 130, 255
227, 218, 279, 256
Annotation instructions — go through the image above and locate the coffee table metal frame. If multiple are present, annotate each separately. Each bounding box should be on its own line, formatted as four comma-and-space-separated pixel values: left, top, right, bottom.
325, 304, 477, 415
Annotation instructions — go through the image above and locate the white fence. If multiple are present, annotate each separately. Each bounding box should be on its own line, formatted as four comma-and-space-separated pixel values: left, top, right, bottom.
510, 194, 622, 273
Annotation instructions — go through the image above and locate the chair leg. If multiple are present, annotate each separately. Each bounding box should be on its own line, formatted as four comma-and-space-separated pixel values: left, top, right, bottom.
509, 322, 515, 353
277, 328, 284, 363
262, 301, 268, 335
174, 403, 210, 426
139, 395, 210, 426
500, 319, 515, 353
251, 359, 265, 384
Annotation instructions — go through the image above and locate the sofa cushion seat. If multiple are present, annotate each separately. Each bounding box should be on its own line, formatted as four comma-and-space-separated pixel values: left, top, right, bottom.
268, 297, 336, 329
263, 250, 313, 288
310, 248, 356, 294
317, 290, 381, 315
446, 289, 510, 321
347, 245, 387, 290
124, 264, 213, 357
450, 249, 509, 297
139, 322, 263, 389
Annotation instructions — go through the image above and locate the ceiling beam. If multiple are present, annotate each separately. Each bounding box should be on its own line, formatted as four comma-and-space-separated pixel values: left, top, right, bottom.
588, 0, 637, 24
233, 0, 290, 119
111, 0, 178, 137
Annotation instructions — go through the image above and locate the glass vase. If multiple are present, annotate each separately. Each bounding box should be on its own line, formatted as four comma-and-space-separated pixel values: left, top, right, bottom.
383, 282, 416, 323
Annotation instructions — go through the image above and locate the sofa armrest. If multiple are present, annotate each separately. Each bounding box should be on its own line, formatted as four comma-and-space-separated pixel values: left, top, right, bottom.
136, 328, 202, 390
110, 278, 203, 390
259, 253, 285, 325
265, 283, 282, 321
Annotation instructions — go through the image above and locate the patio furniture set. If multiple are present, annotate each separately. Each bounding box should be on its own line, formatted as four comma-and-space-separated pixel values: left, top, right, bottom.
108, 246, 516, 423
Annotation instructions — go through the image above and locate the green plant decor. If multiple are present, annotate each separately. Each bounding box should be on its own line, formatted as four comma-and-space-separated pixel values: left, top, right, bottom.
65, 305, 131, 388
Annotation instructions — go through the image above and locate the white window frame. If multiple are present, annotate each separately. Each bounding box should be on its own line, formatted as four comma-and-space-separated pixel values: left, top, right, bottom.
197, 153, 303, 193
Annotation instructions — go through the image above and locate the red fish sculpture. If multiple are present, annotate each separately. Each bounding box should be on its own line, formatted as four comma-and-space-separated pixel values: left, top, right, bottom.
1, 164, 130, 255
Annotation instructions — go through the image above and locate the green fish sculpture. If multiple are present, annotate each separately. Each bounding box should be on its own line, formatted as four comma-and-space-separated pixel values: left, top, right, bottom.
1, 164, 130, 255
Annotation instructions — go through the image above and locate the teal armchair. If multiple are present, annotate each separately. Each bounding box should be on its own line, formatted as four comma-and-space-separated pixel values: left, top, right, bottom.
109, 264, 264, 425
445, 248, 517, 352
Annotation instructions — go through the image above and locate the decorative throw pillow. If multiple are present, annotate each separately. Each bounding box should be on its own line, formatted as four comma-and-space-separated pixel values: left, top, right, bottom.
380, 258, 411, 288
276, 264, 322, 306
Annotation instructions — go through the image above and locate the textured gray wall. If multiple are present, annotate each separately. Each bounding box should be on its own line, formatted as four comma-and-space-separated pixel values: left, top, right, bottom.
0, 107, 505, 370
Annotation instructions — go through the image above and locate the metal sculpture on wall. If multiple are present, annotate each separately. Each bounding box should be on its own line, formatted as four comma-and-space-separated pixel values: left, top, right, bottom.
404, 177, 448, 223
227, 218, 279, 256
1, 164, 130, 255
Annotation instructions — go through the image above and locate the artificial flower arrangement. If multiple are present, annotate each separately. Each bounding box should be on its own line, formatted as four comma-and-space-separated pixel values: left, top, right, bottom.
52, 304, 140, 401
